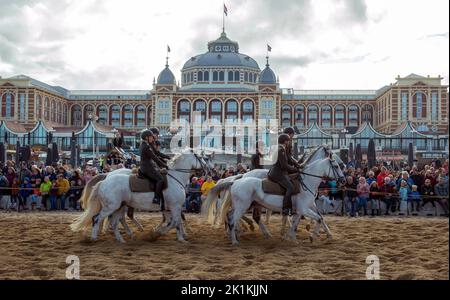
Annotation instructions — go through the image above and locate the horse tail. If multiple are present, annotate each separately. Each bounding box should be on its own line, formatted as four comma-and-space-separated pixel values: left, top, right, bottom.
219, 189, 233, 226
80, 174, 106, 210
202, 181, 234, 225
70, 182, 103, 233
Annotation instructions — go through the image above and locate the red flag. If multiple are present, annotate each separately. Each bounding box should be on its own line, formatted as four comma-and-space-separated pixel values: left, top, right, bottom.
224, 4, 228, 16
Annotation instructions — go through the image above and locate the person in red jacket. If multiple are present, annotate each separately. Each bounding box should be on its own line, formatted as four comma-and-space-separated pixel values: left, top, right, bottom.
377, 166, 389, 187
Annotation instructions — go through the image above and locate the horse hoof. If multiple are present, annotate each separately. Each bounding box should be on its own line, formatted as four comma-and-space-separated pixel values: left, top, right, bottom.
306, 224, 311, 232
309, 236, 314, 243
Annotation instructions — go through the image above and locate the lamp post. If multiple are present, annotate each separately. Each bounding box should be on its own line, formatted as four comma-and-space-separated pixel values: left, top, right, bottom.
341, 128, 348, 147
89, 114, 99, 159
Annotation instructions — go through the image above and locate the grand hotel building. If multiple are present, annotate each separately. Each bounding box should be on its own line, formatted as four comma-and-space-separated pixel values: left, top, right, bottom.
0, 31, 448, 154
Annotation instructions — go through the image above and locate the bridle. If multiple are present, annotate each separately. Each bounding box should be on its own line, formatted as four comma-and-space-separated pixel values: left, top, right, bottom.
167, 152, 210, 188
298, 158, 345, 197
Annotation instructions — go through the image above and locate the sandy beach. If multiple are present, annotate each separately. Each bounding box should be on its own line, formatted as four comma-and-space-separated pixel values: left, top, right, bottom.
0, 212, 447, 280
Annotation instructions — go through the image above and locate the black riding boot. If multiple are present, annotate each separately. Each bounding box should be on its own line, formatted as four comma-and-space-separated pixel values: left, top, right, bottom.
282, 195, 292, 216
155, 180, 165, 211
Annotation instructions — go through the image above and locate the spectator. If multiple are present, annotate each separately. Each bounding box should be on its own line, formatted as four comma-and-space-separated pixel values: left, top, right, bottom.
40, 176, 52, 211
10, 178, 19, 211
434, 176, 449, 217
19, 177, 32, 212
366, 171, 376, 186
380, 177, 396, 215
369, 181, 381, 216
0, 172, 10, 209
200, 176, 216, 201
399, 180, 410, 215
377, 166, 389, 187
30, 178, 42, 211
185, 177, 201, 213
409, 185, 421, 214
56, 174, 70, 210
357, 177, 370, 216
344, 176, 358, 217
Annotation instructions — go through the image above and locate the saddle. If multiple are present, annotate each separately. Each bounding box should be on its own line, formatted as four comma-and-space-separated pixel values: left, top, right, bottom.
129, 171, 168, 193
262, 173, 301, 196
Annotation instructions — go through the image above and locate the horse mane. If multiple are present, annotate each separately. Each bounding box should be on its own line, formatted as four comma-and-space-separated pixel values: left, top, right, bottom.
302, 146, 322, 166
167, 152, 183, 168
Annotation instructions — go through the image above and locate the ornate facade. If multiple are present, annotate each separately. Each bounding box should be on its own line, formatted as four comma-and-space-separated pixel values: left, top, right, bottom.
0, 31, 448, 146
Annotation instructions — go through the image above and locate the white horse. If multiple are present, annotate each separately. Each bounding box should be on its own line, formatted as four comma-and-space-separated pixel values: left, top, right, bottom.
79, 152, 212, 239
219, 156, 345, 245
70, 149, 208, 243
203, 146, 344, 236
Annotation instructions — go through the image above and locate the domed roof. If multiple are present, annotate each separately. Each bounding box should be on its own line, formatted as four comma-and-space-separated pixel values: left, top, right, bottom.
182, 32, 260, 71
157, 65, 175, 85
259, 60, 277, 84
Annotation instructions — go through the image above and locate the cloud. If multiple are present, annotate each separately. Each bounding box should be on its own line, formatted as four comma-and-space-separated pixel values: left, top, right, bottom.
420, 32, 449, 39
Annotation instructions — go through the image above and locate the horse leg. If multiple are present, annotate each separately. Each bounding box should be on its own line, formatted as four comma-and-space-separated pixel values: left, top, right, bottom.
92, 207, 118, 241
285, 213, 302, 242
252, 205, 272, 239
265, 209, 272, 225
127, 207, 144, 232
303, 209, 323, 243
316, 211, 332, 239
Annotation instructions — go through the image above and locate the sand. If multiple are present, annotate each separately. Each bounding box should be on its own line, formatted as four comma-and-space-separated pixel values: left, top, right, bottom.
0, 212, 447, 280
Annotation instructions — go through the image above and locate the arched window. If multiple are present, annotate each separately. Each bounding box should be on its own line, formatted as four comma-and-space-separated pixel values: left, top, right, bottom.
198, 71, 203, 82
321, 105, 332, 128
135, 105, 146, 127
218, 71, 224, 81
36, 95, 42, 119
63, 104, 68, 125
235, 71, 240, 82
97, 105, 108, 125
204, 71, 209, 82
193, 100, 207, 123
177, 100, 191, 123
307, 105, 319, 125
335, 105, 345, 128
213, 71, 219, 81
225, 100, 238, 122
210, 100, 222, 123
228, 71, 234, 82
295, 105, 305, 128
348, 105, 359, 126
1, 93, 15, 118
71, 105, 82, 126
122, 105, 133, 127
413, 92, 427, 119
83, 105, 94, 124
241, 100, 254, 122
244, 72, 249, 82
362, 104, 374, 124
110, 105, 120, 127
51, 101, 56, 122
57, 102, 62, 123
281, 105, 292, 128
44, 97, 49, 120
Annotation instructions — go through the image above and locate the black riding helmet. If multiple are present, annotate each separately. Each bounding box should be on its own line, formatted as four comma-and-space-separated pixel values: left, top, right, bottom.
141, 130, 153, 140
278, 133, 291, 144
283, 127, 295, 135
149, 127, 160, 136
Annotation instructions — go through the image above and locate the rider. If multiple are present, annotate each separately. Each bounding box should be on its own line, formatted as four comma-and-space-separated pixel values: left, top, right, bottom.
149, 127, 171, 162
139, 130, 168, 210
268, 134, 299, 216
283, 127, 301, 170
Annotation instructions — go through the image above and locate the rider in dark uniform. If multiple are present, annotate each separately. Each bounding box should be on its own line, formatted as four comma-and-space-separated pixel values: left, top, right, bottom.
139, 130, 168, 209
149, 127, 171, 162
283, 127, 301, 169
268, 134, 299, 216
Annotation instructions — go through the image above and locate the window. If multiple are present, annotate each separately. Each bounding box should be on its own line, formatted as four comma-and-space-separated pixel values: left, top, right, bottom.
36, 95, 42, 119
71, 105, 82, 126
158, 100, 169, 110
110, 105, 120, 127
213, 71, 219, 81
244, 72, 249, 82
321, 105, 331, 127
415, 92, 423, 118
57, 102, 62, 123
179, 100, 190, 113
178, 100, 191, 123
335, 105, 345, 128
401, 92, 408, 120
242, 101, 253, 113
228, 71, 234, 82
235, 71, 240, 81
295, 105, 305, 127
219, 71, 224, 81
194, 100, 207, 122
226, 100, 238, 121
308, 105, 318, 124
211, 100, 222, 113
123, 105, 133, 127
19, 93, 26, 120
159, 114, 170, 124
432, 92, 438, 120
362, 104, 373, 124
348, 105, 359, 126
97, 105, 108, 124
198, 71, 203, 82
204, 71, 209, 81
282, 105, 292, 127
262, 100, 273, 110
136, 105, 146, 127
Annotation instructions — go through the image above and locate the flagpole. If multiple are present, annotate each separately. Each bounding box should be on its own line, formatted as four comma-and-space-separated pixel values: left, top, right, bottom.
222, 2, 225, 33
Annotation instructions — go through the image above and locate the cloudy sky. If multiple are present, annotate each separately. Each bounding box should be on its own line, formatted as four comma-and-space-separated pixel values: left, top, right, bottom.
0, 0, 448, 90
